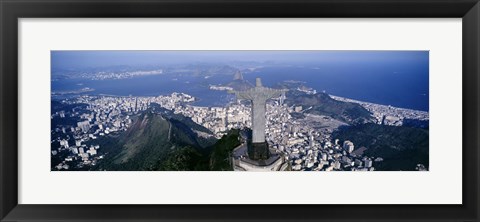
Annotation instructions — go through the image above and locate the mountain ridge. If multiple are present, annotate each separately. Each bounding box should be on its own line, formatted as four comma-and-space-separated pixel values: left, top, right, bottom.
285, 90, 374, 124
95, 110, 240, 171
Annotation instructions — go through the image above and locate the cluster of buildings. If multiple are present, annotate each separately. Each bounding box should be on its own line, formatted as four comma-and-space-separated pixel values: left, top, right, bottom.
261, 101, 379, 171
72, 69, 163, 80
153, 92, 195, 110
172, 103, 251, 137
330, 95, 429, 126
288, 140, 379, 171
209, 85, 234, 91
296, 86, 317, 95
51, 95, 152, 169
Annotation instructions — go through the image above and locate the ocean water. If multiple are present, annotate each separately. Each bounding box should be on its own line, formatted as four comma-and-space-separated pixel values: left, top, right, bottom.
244, 65, 429, 111
51, 65, 429, 111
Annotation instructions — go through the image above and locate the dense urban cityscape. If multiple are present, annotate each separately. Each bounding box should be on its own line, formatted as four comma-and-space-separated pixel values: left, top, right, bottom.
51, 89, 428, 171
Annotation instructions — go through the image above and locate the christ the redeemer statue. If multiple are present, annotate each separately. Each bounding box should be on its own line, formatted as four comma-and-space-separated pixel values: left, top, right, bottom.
231, 78, 286, 160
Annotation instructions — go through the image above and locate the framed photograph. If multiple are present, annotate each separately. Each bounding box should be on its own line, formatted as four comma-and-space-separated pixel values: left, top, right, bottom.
1, 0, 479, 221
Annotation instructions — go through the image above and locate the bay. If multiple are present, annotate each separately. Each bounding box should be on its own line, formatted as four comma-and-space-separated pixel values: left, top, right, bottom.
51, 64, 429, 111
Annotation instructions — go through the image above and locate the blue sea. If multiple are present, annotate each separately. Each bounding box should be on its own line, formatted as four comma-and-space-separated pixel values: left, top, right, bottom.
51, 65, 429, 112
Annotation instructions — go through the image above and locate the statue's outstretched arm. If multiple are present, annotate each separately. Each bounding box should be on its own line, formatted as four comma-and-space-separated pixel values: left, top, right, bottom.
229, 90, 253, 100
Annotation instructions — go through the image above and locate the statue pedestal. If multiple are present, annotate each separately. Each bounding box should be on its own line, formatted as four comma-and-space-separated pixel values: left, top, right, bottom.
248, 141, 270, 160
231, 143, 290, 171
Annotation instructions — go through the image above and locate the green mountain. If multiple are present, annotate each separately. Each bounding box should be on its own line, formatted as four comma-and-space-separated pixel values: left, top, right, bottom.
94, 111, 240, 171
285, 91, 374, 124
150, 104, 216, 148
209, 129, 241, 171
95, 111, 208, 170
160, 129, 242, 171
333, 123, 429, 170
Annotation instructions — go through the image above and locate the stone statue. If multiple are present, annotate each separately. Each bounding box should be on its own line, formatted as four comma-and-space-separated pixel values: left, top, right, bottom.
230, 78, 286, 160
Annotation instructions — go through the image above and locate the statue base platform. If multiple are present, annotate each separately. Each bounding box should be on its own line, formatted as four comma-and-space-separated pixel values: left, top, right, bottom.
231, 143, 290, 171
248, 141, 270, 160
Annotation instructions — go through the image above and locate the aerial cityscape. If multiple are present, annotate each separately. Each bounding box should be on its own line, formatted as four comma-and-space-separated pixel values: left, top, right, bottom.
51, 51, 429, 171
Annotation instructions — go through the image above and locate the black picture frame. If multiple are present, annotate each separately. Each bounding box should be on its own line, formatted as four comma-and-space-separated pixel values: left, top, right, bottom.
1, 0, 479, 221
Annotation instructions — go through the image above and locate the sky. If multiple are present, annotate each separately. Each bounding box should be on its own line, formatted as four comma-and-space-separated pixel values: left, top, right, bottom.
51, 50, 429, 70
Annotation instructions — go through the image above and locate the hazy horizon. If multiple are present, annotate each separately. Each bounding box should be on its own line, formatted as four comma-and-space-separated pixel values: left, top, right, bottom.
52, 50, 429, 70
